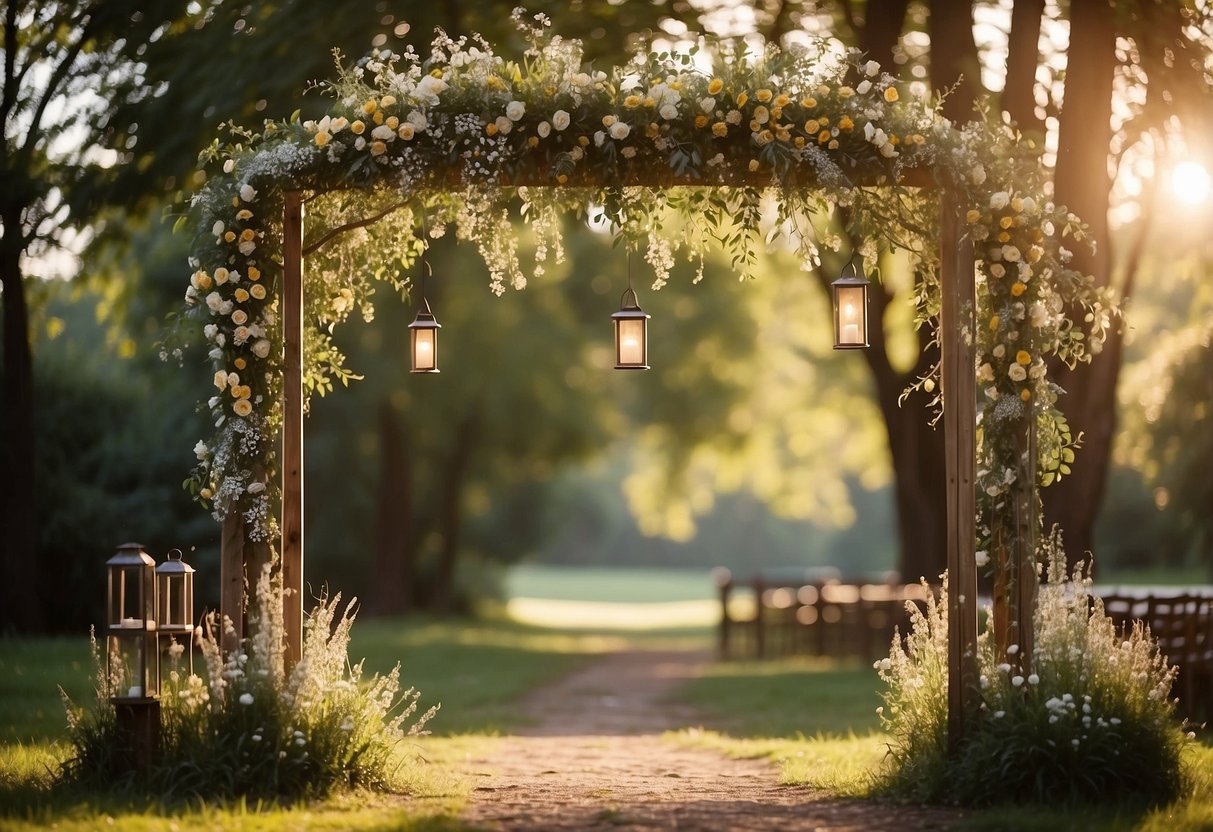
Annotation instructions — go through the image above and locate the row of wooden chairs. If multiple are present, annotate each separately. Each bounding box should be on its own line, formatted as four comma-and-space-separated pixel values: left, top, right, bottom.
1097, 593, 1213, 721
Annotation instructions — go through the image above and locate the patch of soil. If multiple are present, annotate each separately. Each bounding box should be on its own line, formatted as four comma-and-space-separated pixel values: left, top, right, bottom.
459, 649, 961, 830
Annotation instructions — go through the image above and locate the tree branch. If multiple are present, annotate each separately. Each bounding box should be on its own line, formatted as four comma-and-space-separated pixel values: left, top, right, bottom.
302, 199, 411, 256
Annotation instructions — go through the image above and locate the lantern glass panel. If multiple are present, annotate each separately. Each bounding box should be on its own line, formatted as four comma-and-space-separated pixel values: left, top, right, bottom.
411, 327, 438, 372
833, 284, 868, 348
108, 632, 160, 700
616, 318, 647, 367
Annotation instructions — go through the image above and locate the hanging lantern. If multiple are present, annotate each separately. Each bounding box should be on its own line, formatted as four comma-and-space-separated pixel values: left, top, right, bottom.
832, 265, 870, 350
105, 543, 159, 701
409, 297, 441, 373
612, 287, 650, 370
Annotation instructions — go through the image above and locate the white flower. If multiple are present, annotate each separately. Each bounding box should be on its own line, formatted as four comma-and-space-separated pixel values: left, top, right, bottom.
990, 191, 1010, 210
238, 240, 256, 256
354, 137, 366, 151
990, 263, 1006, 278
1021, 196, 1037, 212
407, 110, 428, 131
621, 146, 637, 158
552, 110, 571, 131
699, 97, 716, 113
975, 550, 989, 567
879, 142, 898, 157
223, 159, 235, 174
609, 121, 630, 140
212, 221, 225, 238
247, 482, 266, 494
414, 74, 448, 104
659, 103, 678, 120
252, 339, 272, 359
505, 100, 525, 121
1002, 245, 1021, 262
537, 120, 551, 138
1029, 303, 1050, 328
205, 292, 223, 312
239, 693, 254, 706
1012, 675, 1025, 687
239, 184, 257, 203
1028, 673, 1040, 685
495, 116, 512, 134
857, 79, 872, 95
194, 440, 209, 460
371, 124, 395, 141
978, 362, 994, 381
971, 164, 987, 185
864, 60, 880, 76
725, 109, 742, 125
593, 130, 605, 147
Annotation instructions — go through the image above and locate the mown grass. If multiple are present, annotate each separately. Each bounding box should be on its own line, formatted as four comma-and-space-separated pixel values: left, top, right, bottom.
669, 654, 1213, 832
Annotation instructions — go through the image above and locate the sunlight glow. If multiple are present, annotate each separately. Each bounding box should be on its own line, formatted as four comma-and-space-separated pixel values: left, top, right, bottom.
1171, 161, 1212, 205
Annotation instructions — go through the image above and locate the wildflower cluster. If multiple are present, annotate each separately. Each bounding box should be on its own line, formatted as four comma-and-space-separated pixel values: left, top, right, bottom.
61, 564, 436, 800
875, 534, 1190, 807
180, 11, 1112, 552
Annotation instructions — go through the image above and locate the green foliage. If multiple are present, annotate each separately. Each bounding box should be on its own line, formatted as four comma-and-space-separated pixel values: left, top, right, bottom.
875, 535, 1191, 807
60, 566, 435, 802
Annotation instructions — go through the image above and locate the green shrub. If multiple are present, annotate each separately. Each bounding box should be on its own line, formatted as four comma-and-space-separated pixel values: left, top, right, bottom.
60, 565, 436, 802
875, 532, 1191, 807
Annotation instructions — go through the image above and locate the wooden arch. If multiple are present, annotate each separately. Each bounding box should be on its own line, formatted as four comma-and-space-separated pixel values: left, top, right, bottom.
212, 174, 1026, 748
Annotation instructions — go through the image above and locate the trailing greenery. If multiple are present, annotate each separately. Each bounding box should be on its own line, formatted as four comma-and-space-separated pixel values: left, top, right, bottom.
59, 565, 435, 802
875, 533, 1192, 807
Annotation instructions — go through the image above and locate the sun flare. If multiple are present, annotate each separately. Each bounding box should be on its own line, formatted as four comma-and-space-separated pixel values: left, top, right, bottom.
1171, 161, 1212, 205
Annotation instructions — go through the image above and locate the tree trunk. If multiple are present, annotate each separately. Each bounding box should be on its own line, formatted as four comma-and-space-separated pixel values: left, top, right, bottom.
369, 401, 414, 615
432, 408, 480, 614
1043, 0, 1118, 563
929, 0, 983, 122
1003, 0, 1045, 132
0, 211, 43, 632
857, 0, 910, 72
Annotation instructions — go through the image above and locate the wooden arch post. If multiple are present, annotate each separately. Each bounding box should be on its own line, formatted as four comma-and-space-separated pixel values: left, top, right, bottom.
940, 187, 980, 748
282, 190, 305, 665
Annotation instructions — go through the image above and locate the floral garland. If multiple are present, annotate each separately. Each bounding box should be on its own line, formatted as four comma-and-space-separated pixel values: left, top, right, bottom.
179, 10, 1113, 561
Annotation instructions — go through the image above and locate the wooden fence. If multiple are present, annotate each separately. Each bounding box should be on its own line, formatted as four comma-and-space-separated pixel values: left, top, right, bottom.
715, 572, 1213, 720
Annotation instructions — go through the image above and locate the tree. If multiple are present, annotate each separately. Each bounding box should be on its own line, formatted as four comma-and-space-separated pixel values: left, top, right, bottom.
1, 0, 199, 631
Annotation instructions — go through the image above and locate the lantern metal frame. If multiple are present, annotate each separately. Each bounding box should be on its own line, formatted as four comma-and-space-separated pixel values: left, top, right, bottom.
155, 548, 195, 634
831, 261, 871, 350
612, 287, 650, 370
105, 543, 160, 702
409, 296, 441, 373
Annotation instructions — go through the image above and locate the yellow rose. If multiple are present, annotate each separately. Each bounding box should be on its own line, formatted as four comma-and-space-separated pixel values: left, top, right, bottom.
748, 159, 760, 172
370, 140, 387, 156
1011, 282, 1027, 297
233, 399, 253, 417
247, 266, 261, 281
774, 94, 790, 108
224, 231, 236, 243
200, 487, 213, 500
712, 122, 728, 137
966, 209, 982, 224
351, 120, 366, 135
578, 135, 590, 146
372, 111, 384, 125
240, 228, 255, 242
884, 87, 899, 103
990, 315, 1000, 330
527, 136, 539, 148
800, 97, 817, 108
602, 114, 617, 127
1011, 197, 1024, 212
386, 116, 399, 130
234, 288, 250, 303
624, 95, 642, 108
380, 95, 397, 108
838, 86, 855, 98
804, 119, 820, 134
362, 100, 377, 115
707, 78, 724, 95
557, 174, 568, 184
250, 284, 267, 300
793, 136, 805, 148
1020, 389, 1031, 401
315, 131, 330, 147
234, 358, 247, 370
485, 122, 498, 136
236, 209, 253, 221
755, 88, 772, 103
735, 91, 748, 107
838, 115, 854, 131
197, 273, 213, 290
828, 139, 839, 149
213, 370, 228, 390
818, 116, 830, 126
694, 114, 709, 128
1016, 350, 1031, 365
1000, 216, 1014, 229
818, 129, 831, 144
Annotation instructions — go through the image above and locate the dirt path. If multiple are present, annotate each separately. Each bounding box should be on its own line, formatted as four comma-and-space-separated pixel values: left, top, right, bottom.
459, 649, 961, 831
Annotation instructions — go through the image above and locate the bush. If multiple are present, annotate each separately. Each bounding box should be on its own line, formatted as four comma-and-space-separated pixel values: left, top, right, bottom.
875, 532, 1191, 807
60, 565, 436, 802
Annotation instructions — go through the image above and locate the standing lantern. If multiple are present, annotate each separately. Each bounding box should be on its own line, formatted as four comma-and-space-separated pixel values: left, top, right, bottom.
612, 287, 650, 370
106, 542, 160, 701
409, 297, 441, 373
832, 263, 870, 350
156, 548, 195, 674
